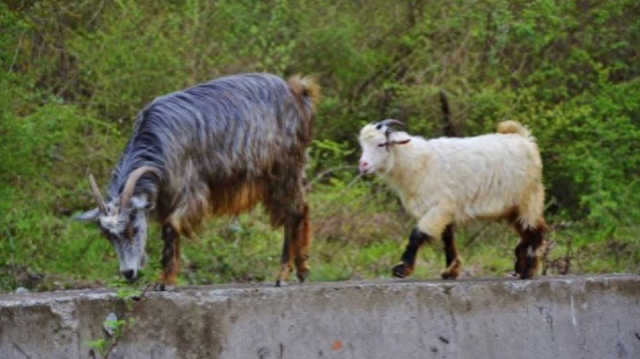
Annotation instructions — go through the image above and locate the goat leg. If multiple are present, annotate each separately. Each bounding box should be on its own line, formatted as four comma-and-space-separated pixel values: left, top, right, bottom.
393, 228, 430, 278
441, 224, 462, 279
513, 220, 547, 279
157, 223, 180, 291
293, 203, 312, 283
276, 224, 295, 287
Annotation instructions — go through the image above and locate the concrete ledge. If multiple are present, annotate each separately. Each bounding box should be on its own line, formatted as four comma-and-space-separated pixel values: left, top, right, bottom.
1, 275, 639, 359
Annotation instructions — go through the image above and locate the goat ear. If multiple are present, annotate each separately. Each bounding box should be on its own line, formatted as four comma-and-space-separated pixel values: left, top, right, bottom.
391, 132, 411, 143
394, 139, 411, 145
130, 195, 150, 210
74, 208, 101, 221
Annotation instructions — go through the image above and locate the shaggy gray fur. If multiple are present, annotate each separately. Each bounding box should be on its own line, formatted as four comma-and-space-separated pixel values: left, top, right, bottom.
78, 73, 317, 282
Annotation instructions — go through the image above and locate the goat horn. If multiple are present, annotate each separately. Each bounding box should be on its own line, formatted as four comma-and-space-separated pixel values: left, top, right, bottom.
377, 119, 406, 129
89, 174, 108, 214
120, 166, 160, 210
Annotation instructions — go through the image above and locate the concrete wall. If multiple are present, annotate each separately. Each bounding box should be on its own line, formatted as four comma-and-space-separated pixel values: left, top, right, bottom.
1, 275, 639, 359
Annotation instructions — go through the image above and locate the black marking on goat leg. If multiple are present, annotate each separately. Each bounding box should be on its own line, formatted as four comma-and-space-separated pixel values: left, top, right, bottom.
401, 228, 430, 264
280, 236, 292, 269
394, 228, 430, 278
513, 220, 547, 279
442, 225, 457, 267
441, 224, 461, 279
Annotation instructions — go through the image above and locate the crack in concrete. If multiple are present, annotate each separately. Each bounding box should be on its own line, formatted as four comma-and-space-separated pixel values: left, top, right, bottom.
12, 341, 31, 359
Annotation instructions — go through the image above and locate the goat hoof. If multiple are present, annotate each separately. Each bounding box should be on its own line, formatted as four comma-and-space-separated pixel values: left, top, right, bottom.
392, 263, 410, 278
440, 270, 459, 280
441, 266, 460, 280
297, 269, 311, 283
275, 279, 288, 287
515, 259, 528, 278
519, 271, 536, 280
516, 258, 539, 280
153, 283, 175, 292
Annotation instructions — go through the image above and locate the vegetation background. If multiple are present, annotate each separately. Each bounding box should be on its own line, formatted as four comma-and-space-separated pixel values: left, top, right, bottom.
1, 0, 639, 293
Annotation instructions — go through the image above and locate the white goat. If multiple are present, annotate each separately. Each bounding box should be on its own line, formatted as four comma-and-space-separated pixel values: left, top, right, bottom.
358, 119, 547, 280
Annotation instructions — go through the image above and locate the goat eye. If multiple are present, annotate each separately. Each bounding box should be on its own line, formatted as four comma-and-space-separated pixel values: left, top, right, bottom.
377, 143, 387, 148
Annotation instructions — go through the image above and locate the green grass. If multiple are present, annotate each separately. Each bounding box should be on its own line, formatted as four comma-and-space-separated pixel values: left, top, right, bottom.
2, 177, 638, 294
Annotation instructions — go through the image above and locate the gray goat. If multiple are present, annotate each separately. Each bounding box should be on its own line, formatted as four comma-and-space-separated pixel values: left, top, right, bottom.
76, 73, 320, 288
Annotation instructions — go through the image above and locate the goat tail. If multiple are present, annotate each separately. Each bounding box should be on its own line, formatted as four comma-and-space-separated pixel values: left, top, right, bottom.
497, 120, 533, 139
288, 74, 321, 116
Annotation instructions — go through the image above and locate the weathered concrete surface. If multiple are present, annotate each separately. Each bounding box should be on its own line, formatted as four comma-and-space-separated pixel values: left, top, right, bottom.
1, 275, 639, 359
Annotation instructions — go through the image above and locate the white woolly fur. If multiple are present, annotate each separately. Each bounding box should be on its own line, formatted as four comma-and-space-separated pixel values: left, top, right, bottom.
358, 121, 545, 239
